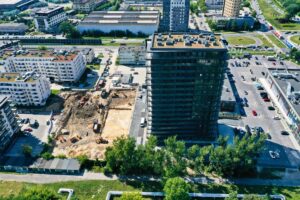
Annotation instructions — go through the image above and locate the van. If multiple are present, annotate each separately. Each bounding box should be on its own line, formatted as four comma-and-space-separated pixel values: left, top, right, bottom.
140, 117, 146, 127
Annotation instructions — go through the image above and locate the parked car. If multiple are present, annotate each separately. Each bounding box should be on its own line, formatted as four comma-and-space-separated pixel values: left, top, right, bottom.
273, 116, 280, 120
263, 98, 270, 102
252, 110, 258, 116
268, 106, 275, 110
281, 131, 290, 135
261, 72, 265, 76
24, 128, 33, 132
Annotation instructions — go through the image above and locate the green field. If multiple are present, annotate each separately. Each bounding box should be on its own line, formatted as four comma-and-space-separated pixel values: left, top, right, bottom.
255, 34, 274, 48
290, 35, 300, 45
257, 0, 300, 30
1, 180, 300, 200
226, 36, 256, 46
51, 89, 61, 95
267, 34, 287, 48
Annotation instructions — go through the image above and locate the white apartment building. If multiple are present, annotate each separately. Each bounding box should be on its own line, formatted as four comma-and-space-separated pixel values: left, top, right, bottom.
0, 71, 51, 106
3, 49, 86, 82
118, 46, 146, 65
73, 0, 96, 13
0, 95, 19, 152
34, 6, 67, 33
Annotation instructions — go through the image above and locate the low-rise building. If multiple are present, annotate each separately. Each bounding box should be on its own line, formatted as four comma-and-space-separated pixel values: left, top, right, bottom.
118, 45, 146, 65
0, 71, 51, 106
221, 74, 236, 112
205, 0, 224, 10
73, 0, 95, 13
0, 0, 37, 11
34, 6, 67, 33
0, 95, 19, 153
0, 23, 28, 35
2, 48, 86, 82
212, 16, 255, 30
264, 68, 300, 144
77, 11, 159, 35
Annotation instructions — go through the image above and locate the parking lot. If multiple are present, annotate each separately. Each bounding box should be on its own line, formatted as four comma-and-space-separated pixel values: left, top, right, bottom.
5, 112, 52, 157
227, 56, 300, 169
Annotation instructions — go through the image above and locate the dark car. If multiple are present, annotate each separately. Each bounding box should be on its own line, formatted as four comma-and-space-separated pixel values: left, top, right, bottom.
261, 72, 265, 76
281, 131, 290, 135
268, 106, 275, 110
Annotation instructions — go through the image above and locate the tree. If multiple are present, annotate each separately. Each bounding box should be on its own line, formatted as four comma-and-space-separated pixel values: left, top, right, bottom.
38, 46, 47, 51
41, 152, 54, 160
164, 177, 190, 200
284, 4, 300, 20
22, 144, 32, 157
243, 194, 270, 200
226, 191, 238, 200
23, 186, 61, 200
120, 192, 144, 200
59, 22, 81, 39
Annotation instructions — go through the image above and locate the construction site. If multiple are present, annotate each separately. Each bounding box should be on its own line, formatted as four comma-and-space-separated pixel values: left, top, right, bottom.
52, 88, 136, 160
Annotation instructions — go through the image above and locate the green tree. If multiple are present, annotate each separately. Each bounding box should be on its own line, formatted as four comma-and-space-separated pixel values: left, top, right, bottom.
23, 186, 61, 200
243, 194, 270, 200
22, 144, 32, 157
41, 152, 54, 160
164, 177, 190, 200
226, 191, 238, 200
120, 192, 144, 200
38, 46, 47, 51
285, 4, 300, 20
59, 21, 81, 39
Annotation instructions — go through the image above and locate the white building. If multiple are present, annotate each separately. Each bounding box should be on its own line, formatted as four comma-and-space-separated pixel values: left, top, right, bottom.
77, 11, 159, 35
0, 95, 19, 152
118, 45, 146, 65
73, 0, 96, 13
205, 0, 224, 10
0, 71, 51, 106
34, 6, 67, 33
3, 49, 86, 82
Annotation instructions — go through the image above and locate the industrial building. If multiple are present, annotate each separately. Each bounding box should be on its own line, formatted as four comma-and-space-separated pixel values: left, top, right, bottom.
34, 6, 67, 33
0, 71, 51, 106
160, 0, 190, 32
263, 68, 300, 144
146, 33, 228, 141
0, 23, 28, 35
73, 0, 96, 13
118, 45, 146, 65
77, 11, 159, 35
222, 0, 242, 17
0, 0, 37, 11
0, 95, 19, 153
2, 48, 86, 82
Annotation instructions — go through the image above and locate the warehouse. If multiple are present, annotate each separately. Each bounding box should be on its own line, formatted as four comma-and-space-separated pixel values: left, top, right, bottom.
77, 11, 159, 35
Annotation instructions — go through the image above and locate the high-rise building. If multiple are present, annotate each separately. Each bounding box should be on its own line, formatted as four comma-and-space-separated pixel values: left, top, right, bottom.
146, 33, 227, 141
0, 95, 19, 152
160, 0, 190, 32
222, 0, 242, 17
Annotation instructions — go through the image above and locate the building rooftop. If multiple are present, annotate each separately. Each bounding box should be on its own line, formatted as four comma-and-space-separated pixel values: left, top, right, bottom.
1, 48, 79, 62
268, 68, 300, 117
80, 10, 159, 25
0, 0, 23, 5
221, 74, 235, 102
36, 6, 64, 15
151, 33, 225, 49
0, 71, 42, 83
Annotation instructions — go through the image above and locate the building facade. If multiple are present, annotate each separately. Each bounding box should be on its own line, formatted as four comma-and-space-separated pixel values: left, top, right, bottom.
0, 23, 28, 35
77, 11, 159, 35
0, 72, 51, 106
222, 0, 242, 17
3, 49, 86, 82
0, 95, 19, 153
34, 7, 67, 33
118, 45, 146, 65
146, 33, 227, 141
160, 0, 190, 32
73, 0, 95, 13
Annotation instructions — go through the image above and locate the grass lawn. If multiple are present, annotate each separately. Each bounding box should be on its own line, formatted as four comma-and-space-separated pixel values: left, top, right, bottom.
257, 0, 300, 30
267, 35, 287, 48
0, 180, 300, 200
230, 50, 276, 56
226, 36, 256, 46
290, 35, 300, 45
51, 89, 61, 95
255, 35, 274, 48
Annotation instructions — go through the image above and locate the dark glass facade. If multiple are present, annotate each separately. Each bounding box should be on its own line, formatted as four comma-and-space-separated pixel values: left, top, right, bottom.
146, 46, 227, 140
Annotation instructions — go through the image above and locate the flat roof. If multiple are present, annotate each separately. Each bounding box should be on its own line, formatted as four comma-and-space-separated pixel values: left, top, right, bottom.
0, 72, 40, 83
0, 0, 22, 5
151, 33, 225, 49
80, 10, 159, 25
268, 68, 300, 117
36, 6, 63, 14
222, 74, 235, 102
